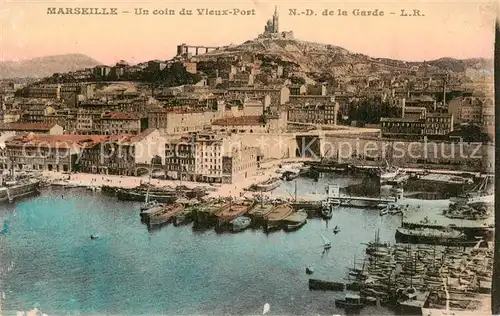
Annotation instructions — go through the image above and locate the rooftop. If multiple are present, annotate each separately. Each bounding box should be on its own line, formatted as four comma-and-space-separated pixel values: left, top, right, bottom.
212, 115, 264, 126
101, 112, 141, 120
380, 117, 424, 123
5, 134, 110, 149
0, 123, 60, 132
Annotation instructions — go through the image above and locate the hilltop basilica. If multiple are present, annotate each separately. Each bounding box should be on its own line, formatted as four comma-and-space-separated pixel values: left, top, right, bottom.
257, 6, 294, 40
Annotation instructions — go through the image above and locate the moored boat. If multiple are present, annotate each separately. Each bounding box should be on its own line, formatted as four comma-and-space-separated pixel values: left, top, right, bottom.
251, 177, 281, 192
140, 204, 165, 221
0, 179, 40, 203
247, 203, 275, 220
395, 227, 472, 246
117, 188, 177, 203
215, 201, 254, 223
282, 210, 307, 232
264, 204, 294, 232
194, 201, 231, 224
282, 170, 300, 181
147, 203, 184, 227
173, 205, 196, 226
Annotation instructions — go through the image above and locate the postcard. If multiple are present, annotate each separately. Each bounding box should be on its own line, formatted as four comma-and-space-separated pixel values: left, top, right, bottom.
0, 0, 495, 315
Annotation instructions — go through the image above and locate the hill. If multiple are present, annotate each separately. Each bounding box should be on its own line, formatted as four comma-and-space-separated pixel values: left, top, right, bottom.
0, 54, 101, 79
196, 38, 493, 78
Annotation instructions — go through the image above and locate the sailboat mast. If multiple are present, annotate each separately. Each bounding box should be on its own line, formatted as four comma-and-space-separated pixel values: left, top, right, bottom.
260, 190, 263, 208
294, 180, 297, 202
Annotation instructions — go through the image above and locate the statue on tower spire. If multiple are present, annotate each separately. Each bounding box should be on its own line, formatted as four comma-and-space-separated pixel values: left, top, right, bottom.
272, 6, 279, 33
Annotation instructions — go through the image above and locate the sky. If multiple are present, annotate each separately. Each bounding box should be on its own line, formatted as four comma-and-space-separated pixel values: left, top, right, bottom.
0, 0, 497, 65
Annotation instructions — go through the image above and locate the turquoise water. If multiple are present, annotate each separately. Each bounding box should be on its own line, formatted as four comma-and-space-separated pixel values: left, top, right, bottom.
0, 186, 400, 315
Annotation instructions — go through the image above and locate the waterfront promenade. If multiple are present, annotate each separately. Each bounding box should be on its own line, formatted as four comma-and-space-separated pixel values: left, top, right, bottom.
42, 158, 313, 199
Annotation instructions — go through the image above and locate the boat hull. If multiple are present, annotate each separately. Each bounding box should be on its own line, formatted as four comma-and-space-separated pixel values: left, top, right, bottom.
395, 229, 476, 246
253, 181, 280, 192
0, 181, 40, 203
117, 189, 177, 203
283, 219, 307, 232
146, 205, 184, 227
335, 300, 364, 311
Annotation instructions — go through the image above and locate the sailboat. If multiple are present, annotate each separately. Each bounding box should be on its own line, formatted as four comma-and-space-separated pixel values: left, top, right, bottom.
321, 234, 331, 249
333, 225, 340, 234
262, 303, 270, 315
379, 158, 401, 184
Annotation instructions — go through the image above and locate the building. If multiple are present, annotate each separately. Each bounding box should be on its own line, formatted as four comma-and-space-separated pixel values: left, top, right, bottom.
222, 146, 259, 184
165, 132, 258, 184
19, 84, 61, 99
380, 117, 425, 139
101, 112, 145, 135
481, 98, 494, 135
257, 6, 294, 40
448, 96, 490, 126
0, 123, 63, 135
289, 84, 307, 95
4, 134, 105, 172
288, 95, 334, 105
3, 110, 21, 123
211, 113, 287, 134
425, 113, 454, 138
307, 83, 327, 96
79, 129, 165, 175
76, 110, 103, 134
287, 103, 339, 125
165, 134, 196, 181
79, 135, 135, 175
227, 86, 290, 106
403, 106, 427, 119
147, 108, 222, 134
404, 95, 437, 111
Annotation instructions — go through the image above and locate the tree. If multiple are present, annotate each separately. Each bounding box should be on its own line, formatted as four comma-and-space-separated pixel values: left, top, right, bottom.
289, 76, 305, 85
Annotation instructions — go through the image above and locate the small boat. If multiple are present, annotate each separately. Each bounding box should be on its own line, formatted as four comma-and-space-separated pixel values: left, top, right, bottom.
282, 170, 300, 181
379, 208, 389, 216
321, 234, 331, 249
333, 226, 340, 234
335, 292, 364, 311
376, 203, 388, 209
306, 267, 314, 275
90, 234, 99, 240
252, 178, 281, 192
230, 216, 252, 232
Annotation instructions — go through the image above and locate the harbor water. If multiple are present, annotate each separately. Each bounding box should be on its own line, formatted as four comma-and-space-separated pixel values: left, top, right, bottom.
0, 176, 430, 315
